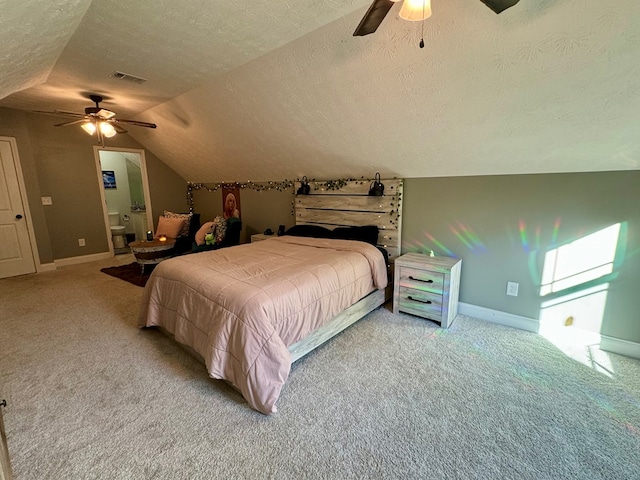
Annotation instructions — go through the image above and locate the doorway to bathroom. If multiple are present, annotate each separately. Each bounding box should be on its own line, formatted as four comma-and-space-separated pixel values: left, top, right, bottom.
94, 147, 152, 256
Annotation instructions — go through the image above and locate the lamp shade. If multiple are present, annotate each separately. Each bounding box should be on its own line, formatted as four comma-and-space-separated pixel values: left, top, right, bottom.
399, 0, 432, 21
81, 121, 96, 135
99, 121, 117, 138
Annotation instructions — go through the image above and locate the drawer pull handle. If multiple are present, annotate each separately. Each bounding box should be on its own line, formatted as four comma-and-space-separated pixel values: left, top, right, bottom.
409, 276, 433, 283
408, 296, 432, 304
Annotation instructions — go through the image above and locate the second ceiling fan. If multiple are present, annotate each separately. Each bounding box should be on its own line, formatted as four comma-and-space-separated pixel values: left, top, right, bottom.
353, 0, 521, 37
35, 94, 157, 145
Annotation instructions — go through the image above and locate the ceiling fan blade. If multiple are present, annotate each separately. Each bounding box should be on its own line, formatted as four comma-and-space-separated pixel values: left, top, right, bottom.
54, 119, 89, 127
114, 119, 157, 129
353, 0, 395, 36
37, 97, 158, 132
34, 110, 85, 118
479, 0, 520, 14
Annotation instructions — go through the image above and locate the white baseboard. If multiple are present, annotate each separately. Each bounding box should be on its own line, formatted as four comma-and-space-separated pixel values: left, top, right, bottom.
458, 302, 539, 333
37, 262, 57, 273
458, 302, 640, 360
599, 336, 640, 360
54, 252, 112, 267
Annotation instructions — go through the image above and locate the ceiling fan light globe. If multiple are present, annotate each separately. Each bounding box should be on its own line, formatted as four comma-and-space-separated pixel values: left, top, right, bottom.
99, 122, 117, 138
81, 121, 96, 135
399, 0, 432, 21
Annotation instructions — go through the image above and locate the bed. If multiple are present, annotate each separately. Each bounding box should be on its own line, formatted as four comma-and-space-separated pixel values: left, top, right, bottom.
138, 178, 403, 414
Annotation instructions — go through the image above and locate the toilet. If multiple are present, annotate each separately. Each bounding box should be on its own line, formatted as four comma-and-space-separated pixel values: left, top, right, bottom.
108, 212, 127, 249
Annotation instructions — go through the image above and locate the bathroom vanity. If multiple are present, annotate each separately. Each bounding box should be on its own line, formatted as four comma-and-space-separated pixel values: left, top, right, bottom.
131, 211, 148, 241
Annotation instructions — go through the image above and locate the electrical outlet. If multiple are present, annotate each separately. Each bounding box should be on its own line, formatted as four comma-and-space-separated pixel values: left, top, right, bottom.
41, 196, 52, 205
78, 238, 86, 247
506, 281, 519, 297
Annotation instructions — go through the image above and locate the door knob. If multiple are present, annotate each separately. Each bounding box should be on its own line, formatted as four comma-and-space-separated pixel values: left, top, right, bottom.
15, 214, 23, 219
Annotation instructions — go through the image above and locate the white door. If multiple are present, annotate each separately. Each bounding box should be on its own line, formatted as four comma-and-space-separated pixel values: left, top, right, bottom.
0, 138, 36, 278
94, 147, 153, 252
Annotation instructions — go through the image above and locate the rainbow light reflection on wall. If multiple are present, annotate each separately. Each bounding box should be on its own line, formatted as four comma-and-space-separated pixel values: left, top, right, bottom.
449, 222, 487, 253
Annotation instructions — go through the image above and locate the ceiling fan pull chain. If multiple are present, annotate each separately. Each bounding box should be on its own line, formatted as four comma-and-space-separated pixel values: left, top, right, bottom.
420, 0, 425, 49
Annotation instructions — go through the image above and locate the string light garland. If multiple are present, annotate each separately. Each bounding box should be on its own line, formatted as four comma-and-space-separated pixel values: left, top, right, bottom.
186, 180, 296, 212
185, 177, 401, 220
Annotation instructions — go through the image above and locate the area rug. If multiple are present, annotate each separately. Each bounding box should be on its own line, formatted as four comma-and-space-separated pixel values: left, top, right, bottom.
100, 262, 149, 287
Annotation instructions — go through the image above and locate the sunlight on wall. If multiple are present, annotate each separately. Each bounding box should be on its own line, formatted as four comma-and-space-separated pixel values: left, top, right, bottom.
540, 223, 621, 296
537, 223, 625, 377
539, 284, 615, 377
540, 284, 608, 333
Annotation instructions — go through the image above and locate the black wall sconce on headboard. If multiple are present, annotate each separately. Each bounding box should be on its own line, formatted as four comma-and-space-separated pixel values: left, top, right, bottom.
297, 176, 311, 195
368, 172, 384, 196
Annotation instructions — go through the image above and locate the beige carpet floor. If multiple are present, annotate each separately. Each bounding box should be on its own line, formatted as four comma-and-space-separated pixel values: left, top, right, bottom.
1, 255, 639, 479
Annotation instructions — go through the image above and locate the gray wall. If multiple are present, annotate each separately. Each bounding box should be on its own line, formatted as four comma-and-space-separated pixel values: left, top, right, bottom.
0, 108, 188, 263
190, 173, 640, 344
0, 109, 53, 263
189, 173, 640, 345
190, 187, 294, 244
402, 173, 640, 344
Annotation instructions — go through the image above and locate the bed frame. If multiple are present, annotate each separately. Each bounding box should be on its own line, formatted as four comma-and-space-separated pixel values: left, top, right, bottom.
288, 178, 403, 361
146, 178, 403, 412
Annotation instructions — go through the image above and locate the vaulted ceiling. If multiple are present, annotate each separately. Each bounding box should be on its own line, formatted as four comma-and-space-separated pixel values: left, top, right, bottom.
1, 0, 639, 182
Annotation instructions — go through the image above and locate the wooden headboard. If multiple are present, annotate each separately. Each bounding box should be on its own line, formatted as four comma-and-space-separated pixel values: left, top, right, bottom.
293, 178, 403, 261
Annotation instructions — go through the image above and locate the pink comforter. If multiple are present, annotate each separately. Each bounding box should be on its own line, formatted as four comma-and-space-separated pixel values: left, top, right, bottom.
138, 236, 388, 414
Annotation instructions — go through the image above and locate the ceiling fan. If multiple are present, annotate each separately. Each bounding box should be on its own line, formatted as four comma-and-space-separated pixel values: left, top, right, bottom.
353, 0, 521, 37
35, 94, 157, 145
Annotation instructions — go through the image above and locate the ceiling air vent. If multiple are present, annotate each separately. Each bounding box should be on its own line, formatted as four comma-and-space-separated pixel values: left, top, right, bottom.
110, 71, 147, 84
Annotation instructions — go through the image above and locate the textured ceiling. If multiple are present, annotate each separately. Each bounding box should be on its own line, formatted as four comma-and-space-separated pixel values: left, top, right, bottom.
1, 0, 639, 182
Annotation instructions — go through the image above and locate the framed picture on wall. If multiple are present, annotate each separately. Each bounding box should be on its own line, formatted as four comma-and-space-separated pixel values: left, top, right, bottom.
102, 170, 116, 189
221, 185, 241, 220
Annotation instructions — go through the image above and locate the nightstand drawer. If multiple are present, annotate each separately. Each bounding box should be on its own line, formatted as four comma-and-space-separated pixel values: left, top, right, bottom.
398, 287, 443, 320
397, 266, 444, 294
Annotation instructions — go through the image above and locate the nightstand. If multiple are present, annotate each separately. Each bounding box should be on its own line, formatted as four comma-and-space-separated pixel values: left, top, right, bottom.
251, 233, 274, 243
393, 253, 462, 328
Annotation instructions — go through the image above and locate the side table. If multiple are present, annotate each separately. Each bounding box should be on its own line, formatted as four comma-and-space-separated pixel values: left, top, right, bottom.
393, 253, 462, 328
129, 238, 176, 274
